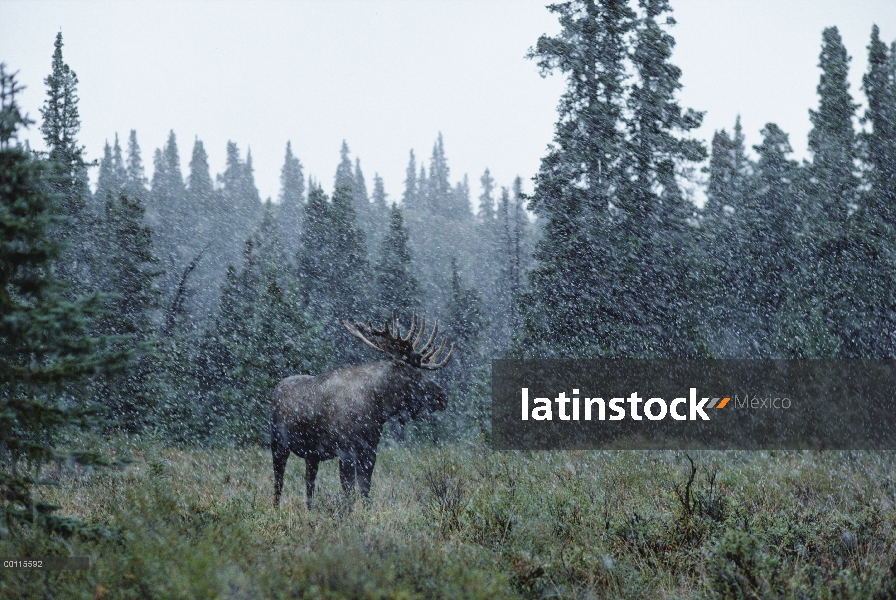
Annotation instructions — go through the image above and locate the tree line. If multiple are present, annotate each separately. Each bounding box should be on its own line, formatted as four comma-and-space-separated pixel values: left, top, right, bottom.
519, 0, 896, 364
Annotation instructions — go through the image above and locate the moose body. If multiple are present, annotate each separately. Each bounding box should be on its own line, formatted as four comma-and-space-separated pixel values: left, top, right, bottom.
271, 313, 454, 507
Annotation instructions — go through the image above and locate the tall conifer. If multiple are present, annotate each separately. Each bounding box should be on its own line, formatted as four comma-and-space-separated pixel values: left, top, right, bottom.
620, 0, 706, 357
297, 183, 371, 363
125, 130, 147, 198
40, 33, 89, 217
2, 65, 122, 534
781, 27, 862, 358
862, 25, 896, 226
277, 141, 305, 256
367, 173, 390, 258
478, 168, 496, 224
520, 0, 635, 357
402, 150, 418, 210
95, 191, 162, 430
427, 133, 452, 217
742, 124, 801, 357
40, 32, 94, 293
94, 137, 126, 209
375, 204, 420, 320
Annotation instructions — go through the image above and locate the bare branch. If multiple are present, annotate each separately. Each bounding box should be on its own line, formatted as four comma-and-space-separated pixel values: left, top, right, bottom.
162, 242, 210, 338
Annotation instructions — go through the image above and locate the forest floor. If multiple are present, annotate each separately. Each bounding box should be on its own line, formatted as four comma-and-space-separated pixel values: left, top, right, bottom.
3, 440, 896, 599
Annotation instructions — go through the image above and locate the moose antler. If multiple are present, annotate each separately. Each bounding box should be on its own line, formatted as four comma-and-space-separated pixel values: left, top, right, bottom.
342, 309, 455, 370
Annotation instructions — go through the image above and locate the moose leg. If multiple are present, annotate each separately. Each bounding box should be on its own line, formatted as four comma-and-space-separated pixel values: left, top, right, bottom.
356, 446, 377, 500
304, 457, 319, 509
339, 454, 357, 499
272, 445, 290, 507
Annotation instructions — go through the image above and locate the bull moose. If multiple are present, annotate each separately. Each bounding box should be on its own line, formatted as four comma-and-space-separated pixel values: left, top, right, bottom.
271, 311, 455, 507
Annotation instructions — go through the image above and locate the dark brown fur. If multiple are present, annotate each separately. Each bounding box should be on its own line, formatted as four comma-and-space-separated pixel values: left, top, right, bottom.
271, 360, 447, 507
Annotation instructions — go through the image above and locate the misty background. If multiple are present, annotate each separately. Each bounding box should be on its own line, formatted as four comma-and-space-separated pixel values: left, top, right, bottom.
2, 0, 894, 204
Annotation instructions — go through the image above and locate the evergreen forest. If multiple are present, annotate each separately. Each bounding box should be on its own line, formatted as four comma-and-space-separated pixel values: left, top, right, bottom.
4, 2, 896, 597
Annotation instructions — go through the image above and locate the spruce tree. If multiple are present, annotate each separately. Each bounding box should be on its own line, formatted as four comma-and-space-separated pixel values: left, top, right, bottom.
165, 136, 213, 318
97, 193, 161, 339
40, 33, 89, 217
701, 117, 753, 356
477, 168, 496, 224
329, 183, 372, 321
493, 180, 531, 347
354, 156, 387, 257
296, 182, 330, 307
704, 130, 736, 223
40, 32, 94, 293
832, 26, 896, 359
452, 174, 471, 219
372, 174, 389, 211
277, 141, 305, 257
334, 140, 354, 191
743, 123, 801, 357
112, 135, 125, 185
375, 204, 421, 319
510, 177, 528, 290
243, 149, 262, 219
426, 133, 453, 217
520, 0, 635, 357
95, 134, 126, 211
619, 0, 706, 357
417, 163, 428, 212
186, 137, 212, 244
125, 129, 147, 198
367, 173, 390, 259
496, 187, 514, 337
809, 26, 859, 229
236, 149, 263, 257
354, 158, 369, 208
443, 256, 487, 437
862, 25, 896, 227
704, 117, 750, 220
520, 0, 705, 358
149, 131, 187, 260
187, 137, 213, 201
217, 140, 261, 262
205, 206, 327, 444
297, 183, 371, 363
779, 27, 862, 358
94, 191, 162, 431
217, 140, 244, 231
700, 128, 737, 355
97, 141, 113, 195
402, 149, 418, 210
1, 65, 122, 535
474, 168, 501, 350
446, 256, 484, 373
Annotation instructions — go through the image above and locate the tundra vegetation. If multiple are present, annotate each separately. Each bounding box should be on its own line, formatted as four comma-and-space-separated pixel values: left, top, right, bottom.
3, 0, 896, 597
4, 442, 896, 598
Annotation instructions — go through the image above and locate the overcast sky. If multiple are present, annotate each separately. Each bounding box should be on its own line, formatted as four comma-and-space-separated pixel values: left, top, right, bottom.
2, 1, 895, 207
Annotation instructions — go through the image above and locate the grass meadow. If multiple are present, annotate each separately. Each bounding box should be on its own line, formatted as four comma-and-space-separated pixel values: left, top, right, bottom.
3, 440, 896, 598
